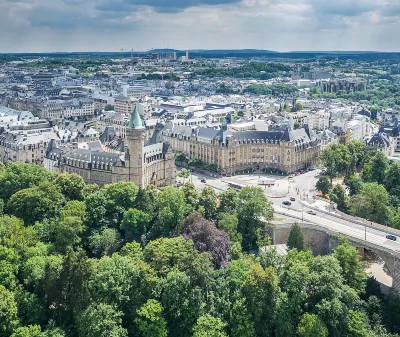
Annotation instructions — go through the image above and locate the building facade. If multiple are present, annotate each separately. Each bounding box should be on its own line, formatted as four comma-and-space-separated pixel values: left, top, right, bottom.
162, 123, 321, 175
50, 107, 176, 187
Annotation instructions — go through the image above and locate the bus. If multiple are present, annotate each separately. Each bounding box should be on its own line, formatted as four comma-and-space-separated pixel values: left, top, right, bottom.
258, 178, 275, 186
228, 182, 245, 191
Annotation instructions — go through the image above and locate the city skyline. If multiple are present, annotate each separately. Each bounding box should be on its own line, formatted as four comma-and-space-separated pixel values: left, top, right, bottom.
1, 0, 399, 53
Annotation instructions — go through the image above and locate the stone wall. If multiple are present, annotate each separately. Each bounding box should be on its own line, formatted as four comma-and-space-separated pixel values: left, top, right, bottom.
272, 223, 331, 256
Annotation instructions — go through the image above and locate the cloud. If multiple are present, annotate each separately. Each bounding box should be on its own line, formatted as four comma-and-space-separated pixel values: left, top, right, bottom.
0, 0, 399, 52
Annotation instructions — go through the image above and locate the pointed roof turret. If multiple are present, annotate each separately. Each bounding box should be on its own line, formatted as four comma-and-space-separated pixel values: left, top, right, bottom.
127, 106, 145, 130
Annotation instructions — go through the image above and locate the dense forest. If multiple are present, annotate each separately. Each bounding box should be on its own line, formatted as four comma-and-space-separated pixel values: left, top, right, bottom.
194, 62, 292, 80
0, 162, 399, 337
318, 141, 400, 228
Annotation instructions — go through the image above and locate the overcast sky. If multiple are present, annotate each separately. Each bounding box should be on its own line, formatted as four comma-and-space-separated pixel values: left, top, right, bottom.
1, 0, 399, 52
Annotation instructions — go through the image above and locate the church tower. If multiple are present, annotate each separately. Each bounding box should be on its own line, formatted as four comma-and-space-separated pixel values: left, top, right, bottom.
126, 106, 146, 186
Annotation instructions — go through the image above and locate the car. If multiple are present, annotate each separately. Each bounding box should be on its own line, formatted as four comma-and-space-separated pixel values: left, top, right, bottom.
299, 170, 305, 174
295, 172, 300, 176
290, 197, 296, 201
200, 179, 206, 183
306, 210, 317, 215
386, 234, 397, 241
282, 201, 292, 206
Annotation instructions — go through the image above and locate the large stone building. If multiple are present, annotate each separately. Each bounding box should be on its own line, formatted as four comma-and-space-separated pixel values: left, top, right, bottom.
162, 121, 321, 175
47, 107, 176, 187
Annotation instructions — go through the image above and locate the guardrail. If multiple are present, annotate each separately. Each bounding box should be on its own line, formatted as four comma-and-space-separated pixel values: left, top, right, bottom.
274, 209, 400, 258
298, 198, 400, 236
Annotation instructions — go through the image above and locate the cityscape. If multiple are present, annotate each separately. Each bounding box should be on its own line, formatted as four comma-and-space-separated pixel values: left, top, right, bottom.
1, 1, 400, 336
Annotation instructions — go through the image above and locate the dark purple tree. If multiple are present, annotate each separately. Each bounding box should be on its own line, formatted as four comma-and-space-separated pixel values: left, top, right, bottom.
180, 212, 230, 269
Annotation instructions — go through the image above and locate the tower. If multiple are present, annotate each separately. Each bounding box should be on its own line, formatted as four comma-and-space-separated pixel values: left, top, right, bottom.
126, 106, 146, 186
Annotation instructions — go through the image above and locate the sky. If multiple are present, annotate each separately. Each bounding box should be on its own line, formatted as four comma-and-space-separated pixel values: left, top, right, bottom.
1, 0, 400, 52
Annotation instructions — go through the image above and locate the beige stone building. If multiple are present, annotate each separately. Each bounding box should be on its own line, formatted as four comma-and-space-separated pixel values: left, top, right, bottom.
162, 122, 320, 175
47, 107, 176, 187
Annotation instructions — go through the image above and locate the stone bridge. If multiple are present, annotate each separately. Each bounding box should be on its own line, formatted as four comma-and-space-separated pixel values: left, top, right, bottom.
270, 222, 400, 292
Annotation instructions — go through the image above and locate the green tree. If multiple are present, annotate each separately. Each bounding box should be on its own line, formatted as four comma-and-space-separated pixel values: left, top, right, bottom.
287, 222, 305, 251
178, 168, 190, 183
120, 208, 151, 243
154, 187, 189, 237
297, 313, 328, 337
10, 325, 42, 337
199, 186, 218, 221
218, 213, 242, 244
192, 314, 227, 337
229, 297, 256, 337
293, 121, 301, 130
345, 175, 363, 196
385, 163, 400, 195
0, 162, 52, 201
143, 237, 195, 276
76, 303, 127, 337
333, 237, 366, 293
242, 264, 279, 336
362, 151, 389, 185
346, 310, 369, 337
320, 144, 350, 183
370, 106, 378, 120
237, 187, 274, 250
218, 188, 238, 214
0, 285, 19, 336
347, 140, 367, 176
349, 183, 389, 224
55, 173, 86, 201
295, 102, 304, 111
330, 184, 347, 212
135, 299, 167, 337
104, 104, 114, 111
7, 182, 65, 224
89, 228, 121, 257
182, 182, 200, 209
316, 176, 331, 197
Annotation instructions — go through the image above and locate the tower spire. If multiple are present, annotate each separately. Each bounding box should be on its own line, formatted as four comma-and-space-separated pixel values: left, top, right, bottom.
127, 106, 145, 130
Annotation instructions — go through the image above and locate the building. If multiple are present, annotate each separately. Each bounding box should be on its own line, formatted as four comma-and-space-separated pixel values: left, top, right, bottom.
367, 133, 394, 156
162, 122, 321, 175
0, 120, 60, 164
318, 78, 367, 93
114, 96, 135, 115
51, 107, 176, 187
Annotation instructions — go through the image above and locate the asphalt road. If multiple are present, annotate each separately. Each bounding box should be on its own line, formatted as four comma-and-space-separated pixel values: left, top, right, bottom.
184, 169, 400, 254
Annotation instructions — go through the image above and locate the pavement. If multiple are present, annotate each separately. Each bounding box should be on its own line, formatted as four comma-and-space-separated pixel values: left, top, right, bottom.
179, 169, 400, 256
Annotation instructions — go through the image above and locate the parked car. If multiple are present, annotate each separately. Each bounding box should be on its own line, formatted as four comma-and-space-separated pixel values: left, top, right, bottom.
200, 179, 206, 183
300, 170, 305, 174
290, 197, 296, 201
295, 172, 300, 176
386, 234, 397, 241
306, 210, 317, 215
282, 201, 292, 206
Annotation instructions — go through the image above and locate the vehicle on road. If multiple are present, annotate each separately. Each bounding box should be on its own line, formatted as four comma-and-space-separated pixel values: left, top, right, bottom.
295, 172, 300, 176
386, 234, 397, 241
200, 179, 206, 183
228, 182, 244, 191
290, 197, 296, 201
306, 210, 317, 215
299, 170, 305, 174
282, 201, 292, 206
258, 178, 275, 186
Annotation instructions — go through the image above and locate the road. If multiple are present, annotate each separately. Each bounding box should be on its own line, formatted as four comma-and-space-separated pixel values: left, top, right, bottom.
183, 169, 400, 255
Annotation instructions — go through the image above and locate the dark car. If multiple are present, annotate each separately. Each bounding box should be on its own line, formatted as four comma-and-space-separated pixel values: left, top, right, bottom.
386, 234, 397, 241
200, 179, 206, 183
290, 197, 296, 201
282, 201, 292, 206
306, 210, 317, 215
